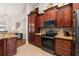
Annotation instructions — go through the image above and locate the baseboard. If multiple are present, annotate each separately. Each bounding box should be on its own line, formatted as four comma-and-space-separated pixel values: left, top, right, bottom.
25, 39, 29, 43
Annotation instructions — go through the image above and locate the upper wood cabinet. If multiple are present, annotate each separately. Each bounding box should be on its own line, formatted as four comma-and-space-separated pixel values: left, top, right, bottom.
56, 4, 72, 27
44, 6, 58, 21
37, 13, 44, 28
56, 8, 63, 27
28, 12, 38, 33
63, 4, 72, 27
73, 3, 79, 11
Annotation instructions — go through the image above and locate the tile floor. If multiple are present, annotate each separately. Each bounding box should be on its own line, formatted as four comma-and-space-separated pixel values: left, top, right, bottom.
15, 43, 53, 56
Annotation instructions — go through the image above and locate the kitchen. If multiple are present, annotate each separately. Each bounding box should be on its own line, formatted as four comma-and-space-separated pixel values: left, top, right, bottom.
0, 3, 79, 56
28, 3, 79, 56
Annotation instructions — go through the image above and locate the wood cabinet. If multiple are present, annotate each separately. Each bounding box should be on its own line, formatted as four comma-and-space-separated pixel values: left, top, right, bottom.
7, 38, 17, 56
56, 8, 63, 27
34, 35, 42, 47
56, 4, 72, 27
0, 40, 5, 56
28, 12, 38, 33
37, 13, 44, 28
55, 38, 74, 56
44, 6, 57, 21
28, 33, 35, 45
0, 37, 17, 56
73, 3, 79, 11
28, 12, 38, 44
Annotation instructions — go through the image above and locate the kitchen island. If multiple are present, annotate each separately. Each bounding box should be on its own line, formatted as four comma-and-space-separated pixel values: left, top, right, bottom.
0, 33, 17, 56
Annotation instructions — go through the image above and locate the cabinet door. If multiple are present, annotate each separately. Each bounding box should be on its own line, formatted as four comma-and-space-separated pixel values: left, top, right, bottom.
38, 14, 44, 27
49, 9, 57, 20
29, 33, 35, 45
31, 14, 35, 32
37, 16, 41, 28
44, 11, 49, 21
56, 9, 63, 27
41, 14, 44, 27
73, 3, 79, 11
63, 6, 72, 27
0, 40, 4, 56
7, 38, 16, 56
55, 38, 72, 56
35, 35, 41, 47
28, 13, 38, 44
28, 15, 32, 33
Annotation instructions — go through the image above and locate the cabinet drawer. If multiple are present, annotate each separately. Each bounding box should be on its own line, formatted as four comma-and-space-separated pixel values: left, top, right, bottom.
63, 43, 71, 50
63, 40, 71, 44
55, 39, 63, 47
55, 38, 73, 56
60, 48, 71, 56
55, 48, 71, 56
56, 39, 63, 43
56, 42, 63, 46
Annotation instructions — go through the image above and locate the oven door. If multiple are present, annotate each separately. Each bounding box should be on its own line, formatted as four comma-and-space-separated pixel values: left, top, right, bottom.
42, 37, 55, 50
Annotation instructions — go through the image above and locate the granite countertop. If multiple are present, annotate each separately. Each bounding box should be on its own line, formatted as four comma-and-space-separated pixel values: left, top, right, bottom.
34, 33, 44, 36
35, 33, 73, 40
55, 35, 73, 40
35, 30, 73, 40
0, 32, 17, 40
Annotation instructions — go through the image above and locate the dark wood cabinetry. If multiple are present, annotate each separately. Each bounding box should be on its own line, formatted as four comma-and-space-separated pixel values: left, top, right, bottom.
44, 6, 57, 21
7, 38, 16, 56
37, 13, 44, 28
28, 12, 38, 33
0, 37, 17, 56
28, 4, 76, 56
0, 40, 5, 56
28, 33, 35, 45
55, 38, 74, 56
73, 3, 79, 11
57, 4, 72, 27
56, 8, 63, 27
34, 35, 42, 47
28, 12, 38, 44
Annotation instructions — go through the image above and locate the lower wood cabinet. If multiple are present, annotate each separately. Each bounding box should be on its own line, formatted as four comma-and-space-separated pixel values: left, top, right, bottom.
28, 33, 35, 45
6, 38, 17, 56
55, 38, 74, 56
0, 37, 17, 56
0, 40, 4, 56
34, 35, 42, 47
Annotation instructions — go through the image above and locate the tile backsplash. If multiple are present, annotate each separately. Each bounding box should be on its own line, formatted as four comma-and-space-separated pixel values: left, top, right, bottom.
39, 27, 73, 36
56, 27, 74, 36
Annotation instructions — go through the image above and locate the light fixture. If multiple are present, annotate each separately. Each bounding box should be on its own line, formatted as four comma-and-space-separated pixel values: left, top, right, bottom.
4, 4, 7, 16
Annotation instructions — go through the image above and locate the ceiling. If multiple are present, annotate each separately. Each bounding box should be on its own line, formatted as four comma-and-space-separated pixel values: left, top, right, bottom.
0, 3, 26, 16
26, 3, 39, 7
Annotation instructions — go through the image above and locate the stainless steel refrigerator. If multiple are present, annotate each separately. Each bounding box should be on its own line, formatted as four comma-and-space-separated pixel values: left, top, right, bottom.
74, 10, 79, 56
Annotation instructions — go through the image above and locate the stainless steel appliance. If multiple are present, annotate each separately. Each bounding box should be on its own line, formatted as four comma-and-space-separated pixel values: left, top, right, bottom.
41, 20, 57, 54
74, 10, 79, 56
41, 29, 57, 54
